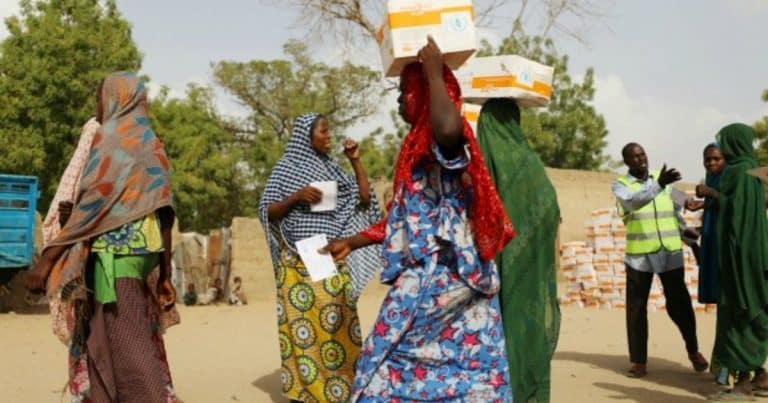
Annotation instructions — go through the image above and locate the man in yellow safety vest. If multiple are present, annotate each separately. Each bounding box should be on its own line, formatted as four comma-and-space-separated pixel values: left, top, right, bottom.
612, 142, 709, 378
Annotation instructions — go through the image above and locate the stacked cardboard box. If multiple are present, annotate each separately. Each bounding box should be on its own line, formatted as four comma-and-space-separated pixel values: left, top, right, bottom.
559, 200, 715, 313
377, 0, 476, 77
457, 55, 555, 107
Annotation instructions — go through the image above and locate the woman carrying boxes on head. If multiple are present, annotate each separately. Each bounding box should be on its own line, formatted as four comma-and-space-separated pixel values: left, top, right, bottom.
475, 97, 562, 403
322, 37, 515, 402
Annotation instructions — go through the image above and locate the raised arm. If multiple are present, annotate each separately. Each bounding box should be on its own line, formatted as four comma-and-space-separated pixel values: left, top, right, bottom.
419, 36, 463, 153
343, 139, 371, 207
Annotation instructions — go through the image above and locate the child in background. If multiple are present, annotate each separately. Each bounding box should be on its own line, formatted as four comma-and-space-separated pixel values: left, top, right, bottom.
228, 276, 247, 305
183, 283, 198, 306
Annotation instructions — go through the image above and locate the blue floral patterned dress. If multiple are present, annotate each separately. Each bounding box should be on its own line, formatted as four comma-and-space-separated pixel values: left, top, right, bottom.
353, 145, 512, 403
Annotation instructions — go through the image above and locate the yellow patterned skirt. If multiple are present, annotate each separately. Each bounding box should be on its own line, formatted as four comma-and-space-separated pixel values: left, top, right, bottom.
274, 246, 362, 403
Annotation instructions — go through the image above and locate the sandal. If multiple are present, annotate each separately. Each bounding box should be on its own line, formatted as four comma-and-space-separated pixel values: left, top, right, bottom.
708, 390, 757, 402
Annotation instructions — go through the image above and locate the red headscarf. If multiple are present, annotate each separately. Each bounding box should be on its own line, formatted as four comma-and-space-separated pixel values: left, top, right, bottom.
362, 63, 514, 261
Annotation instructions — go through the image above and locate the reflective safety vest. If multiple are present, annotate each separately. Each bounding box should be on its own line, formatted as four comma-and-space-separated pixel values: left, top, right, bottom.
616, 171, 682, 254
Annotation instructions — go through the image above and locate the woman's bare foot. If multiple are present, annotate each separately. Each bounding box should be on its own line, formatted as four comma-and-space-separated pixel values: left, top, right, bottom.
709, 374, 756, 401
734, 373, 754, 396
751, 368, 768, 397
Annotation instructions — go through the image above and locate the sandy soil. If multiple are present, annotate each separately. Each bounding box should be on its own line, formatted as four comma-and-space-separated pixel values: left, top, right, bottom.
1, 279, 731, 403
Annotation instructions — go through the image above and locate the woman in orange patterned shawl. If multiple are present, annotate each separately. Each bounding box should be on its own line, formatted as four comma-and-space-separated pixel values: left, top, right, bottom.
26, 72, 180, 403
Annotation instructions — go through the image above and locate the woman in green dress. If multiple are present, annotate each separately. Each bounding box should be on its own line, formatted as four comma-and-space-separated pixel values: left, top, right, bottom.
476, 98, 561, 402
699, 123, 768, 401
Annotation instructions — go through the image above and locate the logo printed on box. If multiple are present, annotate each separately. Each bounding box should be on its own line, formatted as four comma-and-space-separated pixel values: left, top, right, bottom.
445, 12, 469, 32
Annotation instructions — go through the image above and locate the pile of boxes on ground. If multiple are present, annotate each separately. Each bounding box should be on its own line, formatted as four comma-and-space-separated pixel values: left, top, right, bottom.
377, 0, 555, 115
559, 202, 717, 313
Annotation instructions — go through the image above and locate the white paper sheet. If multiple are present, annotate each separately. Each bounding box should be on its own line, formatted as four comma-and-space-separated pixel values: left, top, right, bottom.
670, 187, 689, 207
310, 181, 337, 212
295, 234, 338, 282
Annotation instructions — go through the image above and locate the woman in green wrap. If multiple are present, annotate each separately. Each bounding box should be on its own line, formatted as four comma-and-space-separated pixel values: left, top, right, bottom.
477, 98, 561, 403
698, 123, 768, 401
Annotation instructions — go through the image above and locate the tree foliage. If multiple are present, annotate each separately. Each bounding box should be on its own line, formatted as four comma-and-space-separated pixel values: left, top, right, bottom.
149, 85, 255, 232
0, 0, 618, 234
212, 40, 384, 192
0, 0, 142, 212
273, 0, 610, 47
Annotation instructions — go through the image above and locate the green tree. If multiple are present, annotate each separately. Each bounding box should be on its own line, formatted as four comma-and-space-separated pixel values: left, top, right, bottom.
0, 0, 142, 212
149, 85, 255, 232
478, 31, 609, 170
212, 39, 383, 193
754, 89, 768, 164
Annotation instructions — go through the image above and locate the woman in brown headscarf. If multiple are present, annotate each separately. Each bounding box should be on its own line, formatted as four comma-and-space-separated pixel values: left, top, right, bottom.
26, 72, 180, 403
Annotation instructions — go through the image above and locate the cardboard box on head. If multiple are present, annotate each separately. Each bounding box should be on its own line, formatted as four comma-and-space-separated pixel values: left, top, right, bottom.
457, 55, 554, 107
377, 0, 476, 78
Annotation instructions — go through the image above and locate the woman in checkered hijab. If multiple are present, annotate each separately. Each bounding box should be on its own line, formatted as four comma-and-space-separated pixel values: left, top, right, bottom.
258, 113, 380, 402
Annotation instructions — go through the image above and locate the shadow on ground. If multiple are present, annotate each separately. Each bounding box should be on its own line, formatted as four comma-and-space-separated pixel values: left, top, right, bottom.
252, 369, 284, 402
556, 350, 723, 402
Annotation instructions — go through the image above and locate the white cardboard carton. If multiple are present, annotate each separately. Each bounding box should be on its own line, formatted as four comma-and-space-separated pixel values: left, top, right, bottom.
460, 103, 481, 136
458, 55, 554, 107
377, 0, 476, 77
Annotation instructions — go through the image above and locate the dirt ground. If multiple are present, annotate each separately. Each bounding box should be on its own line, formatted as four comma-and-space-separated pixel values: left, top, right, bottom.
0, 169, 720, 402
1, 281, 727, 402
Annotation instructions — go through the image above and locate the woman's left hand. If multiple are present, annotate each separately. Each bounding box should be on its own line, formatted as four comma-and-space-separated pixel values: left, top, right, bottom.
343, 139, 360, 161
157, 279, 176, 311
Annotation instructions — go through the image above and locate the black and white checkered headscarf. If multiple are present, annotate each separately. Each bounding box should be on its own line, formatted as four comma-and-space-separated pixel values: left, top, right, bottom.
259, 113, 382, 297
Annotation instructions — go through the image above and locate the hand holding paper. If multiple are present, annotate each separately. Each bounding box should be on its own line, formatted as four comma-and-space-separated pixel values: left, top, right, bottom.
295, 234, 338, 282
319, 238, 353, 262
309, 181, 337, 212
